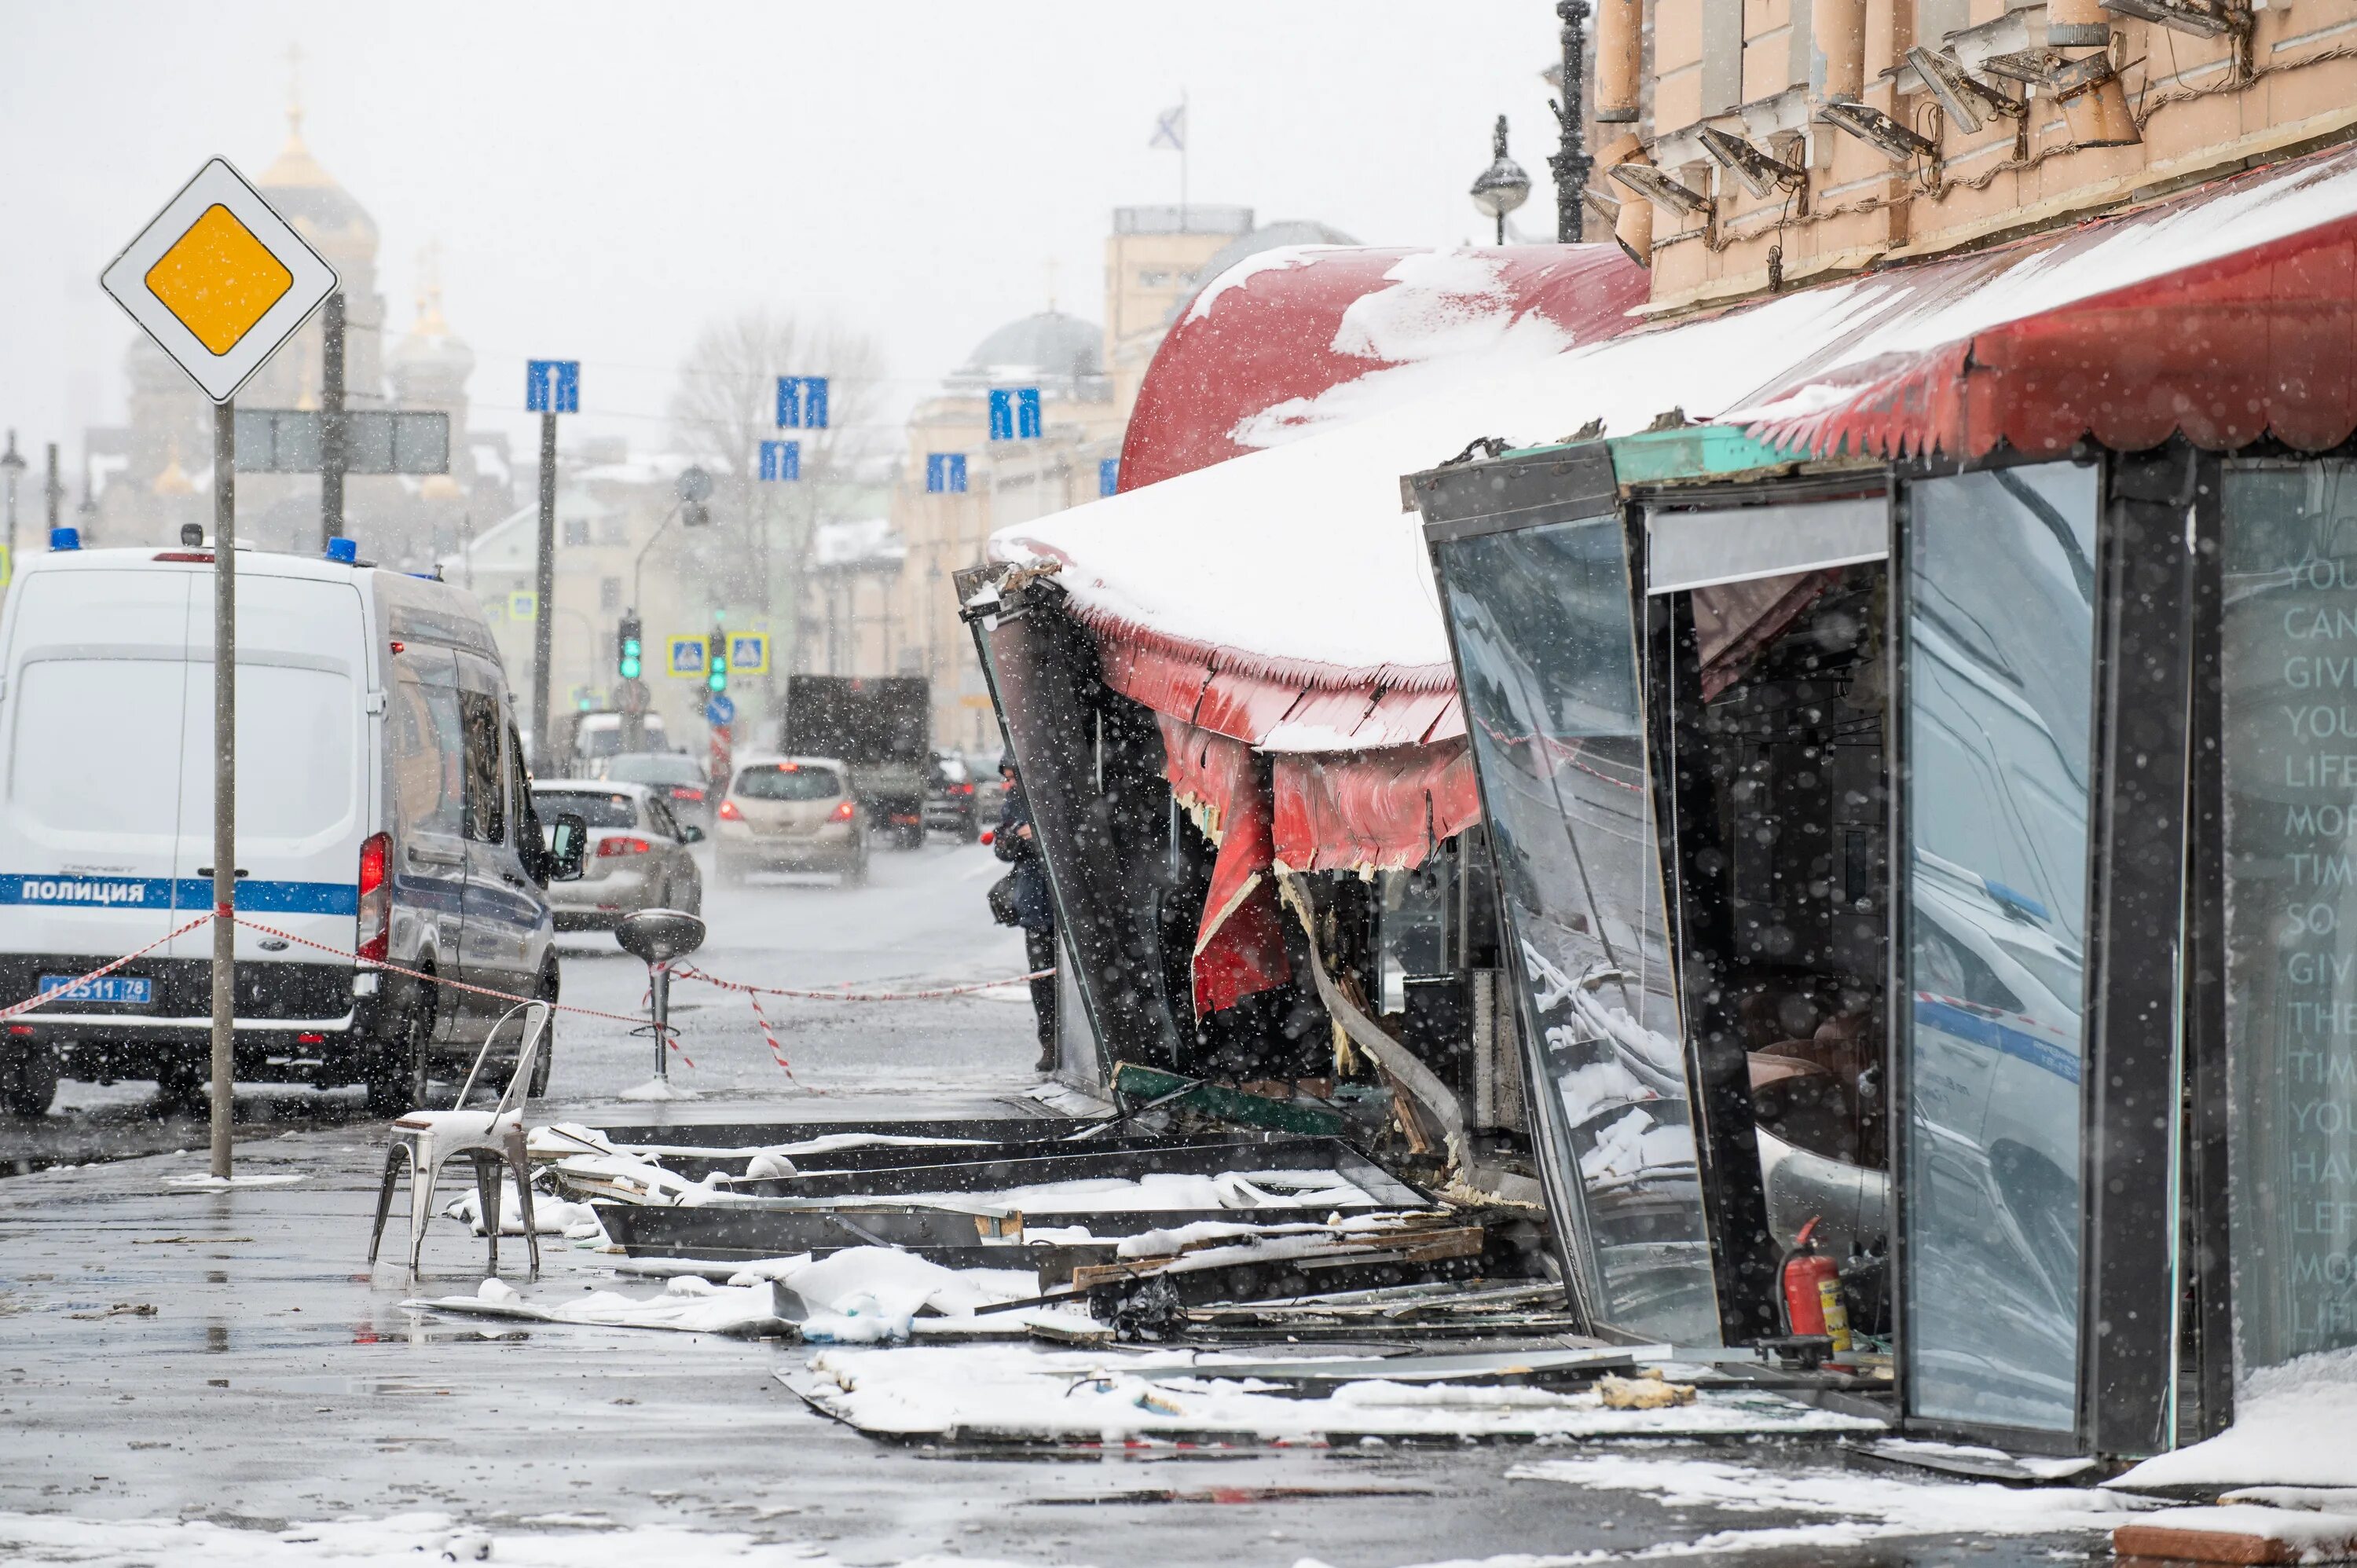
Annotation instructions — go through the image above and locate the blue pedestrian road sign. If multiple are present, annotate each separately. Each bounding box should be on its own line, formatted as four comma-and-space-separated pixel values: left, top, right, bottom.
926, 453, 968, 494
666, 636, 707, 679
758, 439, 800, 482
775, 376, 829, 430
526, 359, 580, 414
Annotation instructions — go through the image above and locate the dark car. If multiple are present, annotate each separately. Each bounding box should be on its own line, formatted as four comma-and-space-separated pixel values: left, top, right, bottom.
598, 750, 713, 826
923, 751, 981, 842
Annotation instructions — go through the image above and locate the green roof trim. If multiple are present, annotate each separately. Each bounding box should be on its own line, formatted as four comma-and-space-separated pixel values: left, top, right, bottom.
1603, 426, 1805, 484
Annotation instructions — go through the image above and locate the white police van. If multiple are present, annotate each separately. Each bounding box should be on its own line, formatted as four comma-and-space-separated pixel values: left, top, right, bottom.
0, 533, 585, 1118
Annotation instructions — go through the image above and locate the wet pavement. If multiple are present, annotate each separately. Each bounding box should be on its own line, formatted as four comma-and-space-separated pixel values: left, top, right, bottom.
0, 842, 2114, 1566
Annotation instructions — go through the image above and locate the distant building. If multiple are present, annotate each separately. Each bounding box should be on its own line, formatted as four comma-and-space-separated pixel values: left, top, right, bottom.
883, 205, 1360, 752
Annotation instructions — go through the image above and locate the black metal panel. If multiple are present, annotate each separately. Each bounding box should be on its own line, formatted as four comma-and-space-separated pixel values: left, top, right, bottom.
1413, 445, 1619, 547
726, 1135, 1431, 1204
587, 1116, 1104, 1148
647, 1129, 1294, 1181
984, 577, 1187, 1073
2180, 457, 2235, 1442
2079, 445, 2199, 1458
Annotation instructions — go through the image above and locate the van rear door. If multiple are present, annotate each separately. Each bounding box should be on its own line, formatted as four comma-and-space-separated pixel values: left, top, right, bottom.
170, 569, 370, 1010
0, 567, 196, 978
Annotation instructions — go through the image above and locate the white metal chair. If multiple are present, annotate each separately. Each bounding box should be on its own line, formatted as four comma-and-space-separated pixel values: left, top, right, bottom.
368, 1001, 550, 1279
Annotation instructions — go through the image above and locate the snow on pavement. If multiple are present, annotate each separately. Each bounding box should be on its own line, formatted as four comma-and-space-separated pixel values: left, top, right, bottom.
2110, 1343, 2357, 1491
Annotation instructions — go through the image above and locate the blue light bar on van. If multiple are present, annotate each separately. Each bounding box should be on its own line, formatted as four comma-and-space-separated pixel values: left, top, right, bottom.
48, 527, 79, 552
324, 537, 358, 565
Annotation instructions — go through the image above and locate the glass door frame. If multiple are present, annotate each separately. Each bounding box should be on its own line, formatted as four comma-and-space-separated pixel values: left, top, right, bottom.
1887, 442, 2208, 1456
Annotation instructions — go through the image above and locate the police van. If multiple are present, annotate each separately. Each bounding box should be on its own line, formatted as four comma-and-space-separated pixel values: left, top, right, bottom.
0, 534, 586, 1118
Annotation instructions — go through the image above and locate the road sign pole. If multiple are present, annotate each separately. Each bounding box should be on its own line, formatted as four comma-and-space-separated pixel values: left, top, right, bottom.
210, 400, 237, 1181
319, 291, 345, 550
532, 410, 557, 765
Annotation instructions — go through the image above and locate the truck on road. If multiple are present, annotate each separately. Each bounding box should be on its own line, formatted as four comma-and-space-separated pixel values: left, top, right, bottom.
775, 676, 930, 848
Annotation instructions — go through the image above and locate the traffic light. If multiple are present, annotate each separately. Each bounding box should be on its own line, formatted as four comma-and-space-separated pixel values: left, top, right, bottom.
618, 612, 643, 681
706, 631, 728, 694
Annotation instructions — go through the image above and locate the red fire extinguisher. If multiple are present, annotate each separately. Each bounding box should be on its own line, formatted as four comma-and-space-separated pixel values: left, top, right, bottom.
1780, 1216, 1845, 1343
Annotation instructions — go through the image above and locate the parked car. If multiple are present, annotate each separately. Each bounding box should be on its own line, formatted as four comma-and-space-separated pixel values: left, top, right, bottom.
0, 540, 588, 1119
563, 710, 669, 775
597, 750, 713, 826
924, 751, 981, 841
715, 756, 867, 886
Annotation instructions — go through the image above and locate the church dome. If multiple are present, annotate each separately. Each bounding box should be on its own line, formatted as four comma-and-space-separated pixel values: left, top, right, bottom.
258, 107, 377, 256
961, 310, 1103, 380
390, 279, 475, 391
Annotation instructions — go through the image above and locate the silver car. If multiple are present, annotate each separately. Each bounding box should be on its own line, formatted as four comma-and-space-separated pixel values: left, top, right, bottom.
532, 779, 704, 930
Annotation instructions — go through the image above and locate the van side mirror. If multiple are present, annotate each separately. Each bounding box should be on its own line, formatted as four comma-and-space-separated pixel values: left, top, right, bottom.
680, 823, 706, 844
548, 813, 589, 881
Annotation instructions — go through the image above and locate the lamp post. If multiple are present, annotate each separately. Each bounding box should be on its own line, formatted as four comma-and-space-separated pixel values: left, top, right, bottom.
1470, 115, 1533, 244
1550, 0, 1596, 242
0, 431, 25, 573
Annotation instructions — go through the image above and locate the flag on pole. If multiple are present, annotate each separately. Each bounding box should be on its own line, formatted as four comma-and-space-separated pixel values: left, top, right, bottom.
1149, 104, 1186, 151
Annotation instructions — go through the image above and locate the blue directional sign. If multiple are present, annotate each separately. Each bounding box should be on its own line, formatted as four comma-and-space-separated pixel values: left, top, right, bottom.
705, 694, 737, 727
775, 376, 829, 430
987, 387, 1043, 441
1098, 457, 1120, 497
925, 453, 968, 494
526, 359, 580, 414
758, 439, 801, 482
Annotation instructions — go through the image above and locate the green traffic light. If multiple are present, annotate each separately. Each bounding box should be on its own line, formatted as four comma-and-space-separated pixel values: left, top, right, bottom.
707, 668, 727, 693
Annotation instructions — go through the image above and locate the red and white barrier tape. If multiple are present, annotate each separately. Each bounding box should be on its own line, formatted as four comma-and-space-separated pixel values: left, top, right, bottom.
2, 916, 1050, 1087
669, 963, 1053, 1003
0, 912, 215, 1021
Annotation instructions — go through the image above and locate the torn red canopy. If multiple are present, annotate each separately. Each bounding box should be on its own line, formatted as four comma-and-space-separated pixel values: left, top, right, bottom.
1158, 715, 1289, 1016
1745, 152, 2357, 460
1272, 744, 1482, 877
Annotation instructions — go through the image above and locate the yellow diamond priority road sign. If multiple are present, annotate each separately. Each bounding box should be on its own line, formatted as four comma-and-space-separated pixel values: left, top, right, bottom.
101, 158, 337, 404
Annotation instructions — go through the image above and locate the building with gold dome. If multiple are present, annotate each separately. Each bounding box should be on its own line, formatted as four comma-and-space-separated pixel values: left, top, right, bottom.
85, 97, 508, 568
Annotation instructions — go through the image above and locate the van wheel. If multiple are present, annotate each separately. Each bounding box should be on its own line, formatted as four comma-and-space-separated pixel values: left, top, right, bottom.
3, 1045, 59, 1117
365, 984, 434, 1116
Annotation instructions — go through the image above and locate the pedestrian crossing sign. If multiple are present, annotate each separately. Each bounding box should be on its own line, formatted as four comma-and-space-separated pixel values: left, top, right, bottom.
727, 633, 768, 676
667, 636, 708, 679
508, 591, 537, 621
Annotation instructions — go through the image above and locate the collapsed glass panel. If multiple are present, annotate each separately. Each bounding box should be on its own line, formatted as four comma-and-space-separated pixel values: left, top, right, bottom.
1435, 513, 1718, 1343
2220, 460, 2357, 1378
1899, 461, 2099, 1434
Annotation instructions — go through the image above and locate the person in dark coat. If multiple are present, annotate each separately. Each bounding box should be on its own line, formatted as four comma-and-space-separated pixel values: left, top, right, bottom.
994, 760, 1058, 1072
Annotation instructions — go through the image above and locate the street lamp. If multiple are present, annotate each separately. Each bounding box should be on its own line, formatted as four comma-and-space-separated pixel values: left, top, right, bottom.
0, 430, 25, 567
1470, 115, 1532, 245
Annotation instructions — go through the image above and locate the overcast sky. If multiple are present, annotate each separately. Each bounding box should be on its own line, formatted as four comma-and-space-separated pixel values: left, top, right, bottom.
0, 0, 1572, 477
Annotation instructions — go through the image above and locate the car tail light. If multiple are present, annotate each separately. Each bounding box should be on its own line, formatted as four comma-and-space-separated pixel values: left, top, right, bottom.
7, 1024, 32, 1036
830, 800, 856, 822
669, 786, 704, 802
297, 1032, 326, 1045
953, 782, 974, 796
357, 831, 390, 964
597, 837, 652, 857
718, 799, 743, 822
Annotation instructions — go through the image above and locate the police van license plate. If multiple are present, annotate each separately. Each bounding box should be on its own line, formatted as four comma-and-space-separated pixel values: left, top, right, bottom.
41, 975, 152, 1006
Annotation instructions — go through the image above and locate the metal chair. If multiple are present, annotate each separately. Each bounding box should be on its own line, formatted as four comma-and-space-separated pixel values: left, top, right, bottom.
368, 1001, 550, 1279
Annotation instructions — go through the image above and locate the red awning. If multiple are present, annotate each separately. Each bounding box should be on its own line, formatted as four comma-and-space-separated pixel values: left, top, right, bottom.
1121, 244, 1651, 490
1741, 147, 2357, 460
1158, 715, 1290, 1015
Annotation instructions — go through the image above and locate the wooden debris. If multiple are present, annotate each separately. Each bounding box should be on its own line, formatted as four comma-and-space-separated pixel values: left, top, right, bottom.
1596, 1372, 1696, 1409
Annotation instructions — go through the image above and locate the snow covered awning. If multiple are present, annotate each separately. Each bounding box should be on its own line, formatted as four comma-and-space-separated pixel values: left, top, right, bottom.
996, 141, 2357, 746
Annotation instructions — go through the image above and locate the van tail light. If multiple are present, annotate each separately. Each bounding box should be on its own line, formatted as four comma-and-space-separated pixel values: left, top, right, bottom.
717, 799, 743, 822
357, 832, 390, 964
830, 800, 857, 822
597, 837, 652, 858
669, 786, 704, 802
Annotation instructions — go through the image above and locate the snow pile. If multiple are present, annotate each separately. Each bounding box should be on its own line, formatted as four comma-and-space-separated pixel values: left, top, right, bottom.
1508, 1453, 2150, 1553
2114, 1504, 2357, 1559
438, 1178, 603, 1240
528, 1122, 979, 1162
2111, 1344, 2357, 1490
794, 1343, 1883, 1443
405, 1247, 1070, 1343
0, 1509, 1029, 1566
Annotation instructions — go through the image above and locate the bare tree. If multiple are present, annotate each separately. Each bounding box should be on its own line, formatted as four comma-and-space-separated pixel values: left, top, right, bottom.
666, 307, 887, 661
